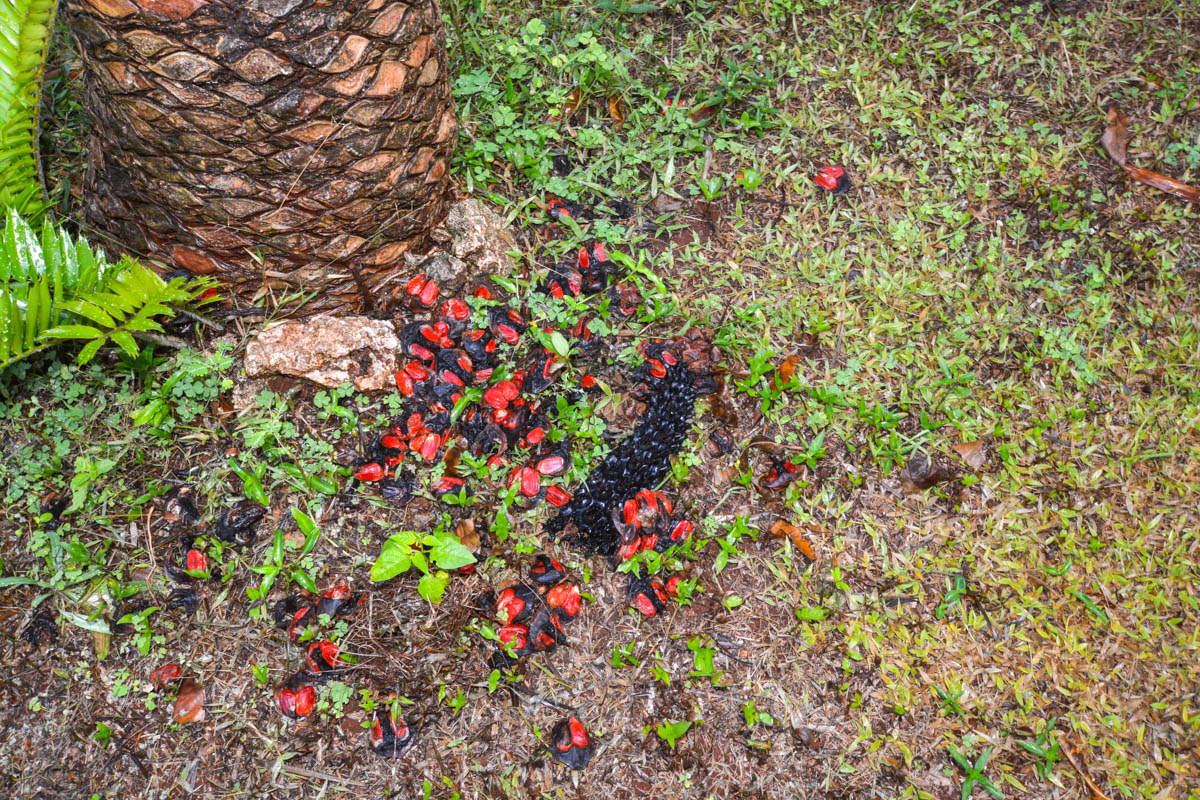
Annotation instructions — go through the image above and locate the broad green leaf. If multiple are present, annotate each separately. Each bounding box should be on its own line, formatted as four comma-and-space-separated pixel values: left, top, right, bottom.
429, 533, 476, 570
371, 534, 416, 581
418, 570, 448, 604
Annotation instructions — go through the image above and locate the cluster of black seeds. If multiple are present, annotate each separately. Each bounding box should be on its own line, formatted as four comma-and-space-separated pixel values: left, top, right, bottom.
545, 362, 700, 555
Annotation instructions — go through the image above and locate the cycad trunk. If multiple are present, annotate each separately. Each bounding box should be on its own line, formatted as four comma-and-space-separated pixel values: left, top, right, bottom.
66, 0, 457, 313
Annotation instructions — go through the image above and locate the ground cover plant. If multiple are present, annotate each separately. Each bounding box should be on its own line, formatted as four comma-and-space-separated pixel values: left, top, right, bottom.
0, 0, 1197, 798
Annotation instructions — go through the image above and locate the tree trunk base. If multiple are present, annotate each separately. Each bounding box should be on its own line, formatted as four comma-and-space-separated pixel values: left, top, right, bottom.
68, 0, 458, 315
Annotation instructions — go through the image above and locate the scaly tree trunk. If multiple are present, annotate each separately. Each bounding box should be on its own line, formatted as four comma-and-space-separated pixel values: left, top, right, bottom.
66, 0, 457, 313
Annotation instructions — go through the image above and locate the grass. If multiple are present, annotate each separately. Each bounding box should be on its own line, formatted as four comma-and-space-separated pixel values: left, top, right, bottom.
2, 0, 1198, 798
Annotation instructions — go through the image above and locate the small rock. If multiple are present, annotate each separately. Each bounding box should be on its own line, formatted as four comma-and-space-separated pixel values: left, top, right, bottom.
245, 316, 400, 392
445, 199, 516, 277
420, 251, 470, 294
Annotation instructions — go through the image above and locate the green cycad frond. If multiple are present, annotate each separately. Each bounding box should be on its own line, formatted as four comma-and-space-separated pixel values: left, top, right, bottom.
1, 208, 209, 370
0, 0, 58, 218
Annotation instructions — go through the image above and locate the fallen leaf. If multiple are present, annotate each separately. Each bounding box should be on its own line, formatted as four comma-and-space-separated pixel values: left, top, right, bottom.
174, 678, 207, 723
1102, 106, 1200, 203
899, 453, 952, 493
952, 441, 986, 471
454, 518, 480, 552
770, 354, 802, 391
688, 103, 718, 123
608, 95, 627, 130
563, 88, 582, 118
770, 520, 816, 560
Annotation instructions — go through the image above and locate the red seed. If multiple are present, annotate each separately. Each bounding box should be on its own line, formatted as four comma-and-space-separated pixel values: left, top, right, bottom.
670, 519, 693, 540
545, 485, 571, 506
277, 687, 297, 716
649, 359, 667, 378
475, 367, 494, 381
622, 498, 639, 527
410, 343, 434, 361
592, 242, 608, 262
474, 286, 492, 300
569, 717, 589, 747
619, 540, 640, 562
419, 280, 439, 306
634, 593, 658, 617
322, 582, 349, 600
434, 321, 449, 337
483, 386, 509, 410
395, 371, 414, 395
439, 336, 455, 349
551, 284, 564, 300
496, 588, 525, 622
519, 467, 540, 497
406, 413, 424, 435
381, 435, 402, 450
442, 370, 465, 387
186, 549, 207, 572
547, 584, 581, 616
578, 246, 590, 271
441, 298, 470, 320
661, 350, 677, 365
658, 493, 673, 514
355, 463, 384, 482
497, 324, 519, 344
639, 534, 658, 552
665, 576, 682, 597
418, 434, 440, 462
404, 361, 429, 381
149, 664, 182, 687
637, 489, 657, 512
294, 685, 316, 716
526, 427, 546, 445
405, 273, 427, 296
498, 624, 528, 650
420, 325, 439, 343
496, 380, 519, 401
536, 455, 565, 476
581, 374, 597, 388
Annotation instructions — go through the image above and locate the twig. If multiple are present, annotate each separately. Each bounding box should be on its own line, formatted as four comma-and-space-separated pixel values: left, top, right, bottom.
173, 307, 226, 332
281, 766, 365, 787
130, 330, 188, 350
1061, 738, 1112, 800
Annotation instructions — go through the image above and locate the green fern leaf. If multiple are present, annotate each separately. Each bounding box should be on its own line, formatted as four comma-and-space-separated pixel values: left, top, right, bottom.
40, 323, 104, 340
0, 0, 59, 218
108, 329, 138, 358
59, 298, 116, 328
76, 336, 104, 364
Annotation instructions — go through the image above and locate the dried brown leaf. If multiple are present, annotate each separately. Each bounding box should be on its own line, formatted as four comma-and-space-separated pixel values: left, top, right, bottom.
607, 95, 627, 130
952, 441, 986, 471
770, 354, 801, 391
770, 519, 816, 560
173, 678, 207, 723
563, 88, 582, 118
1102, 106, 1200, 203
1100, 106, 1129, 166
455, 518, 480, 552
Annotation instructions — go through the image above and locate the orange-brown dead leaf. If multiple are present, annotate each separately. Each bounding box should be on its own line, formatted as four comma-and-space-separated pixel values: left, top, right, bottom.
454, 518, 480, 552
952, 441, 986, 471
1062, 739, 1112, 800
769, 354, 802, 391
607, 95, 627, 130
770, 520, 816, 560
688, 103, 717, 123
563, 88, 582, 118
1102, 106, 1199, 203
173, 678, 206, 723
